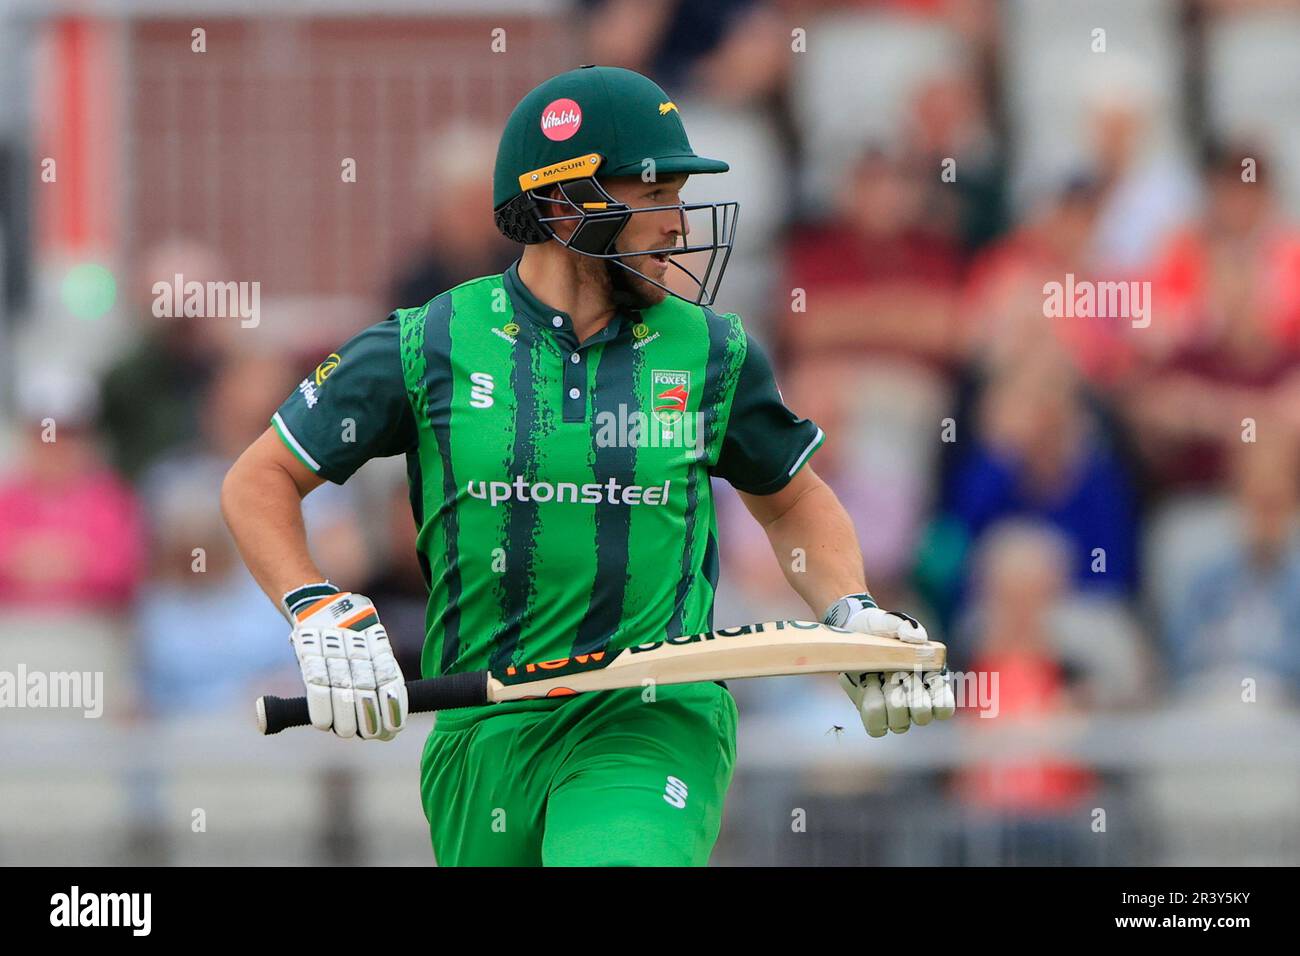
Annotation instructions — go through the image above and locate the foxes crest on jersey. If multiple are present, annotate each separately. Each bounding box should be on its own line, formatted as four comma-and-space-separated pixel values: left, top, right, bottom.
652, 370, 690, 426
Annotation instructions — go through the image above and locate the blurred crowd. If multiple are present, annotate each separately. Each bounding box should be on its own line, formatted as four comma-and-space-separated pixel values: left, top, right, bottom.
4, 0, 1300, 864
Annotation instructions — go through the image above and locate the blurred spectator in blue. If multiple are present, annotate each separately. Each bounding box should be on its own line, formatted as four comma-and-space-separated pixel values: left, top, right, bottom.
136, 352, 371, 715
781, 144, 965, 368
580, 0, 787, 104
98, 239, 231, 481
1164, 432, 1300, 702
135, 460, 296, 715
389, 124, 516, 311
0, 368, 145, 610
930, 352, 1138, 622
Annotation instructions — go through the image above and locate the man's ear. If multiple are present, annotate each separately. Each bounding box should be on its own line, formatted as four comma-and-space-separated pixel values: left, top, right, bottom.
538, 184, 575, 241
558, 178, 632, 255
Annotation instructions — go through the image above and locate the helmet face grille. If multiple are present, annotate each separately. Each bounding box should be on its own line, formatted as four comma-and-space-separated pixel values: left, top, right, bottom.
496, 175, 739, 307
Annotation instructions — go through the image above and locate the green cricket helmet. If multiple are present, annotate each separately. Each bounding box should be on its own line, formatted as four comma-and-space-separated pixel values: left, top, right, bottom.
493, 65, 739, 307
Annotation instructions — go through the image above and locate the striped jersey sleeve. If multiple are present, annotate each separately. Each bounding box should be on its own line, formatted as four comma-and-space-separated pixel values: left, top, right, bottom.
711, 332, 823, 495
271, 315, 418, 483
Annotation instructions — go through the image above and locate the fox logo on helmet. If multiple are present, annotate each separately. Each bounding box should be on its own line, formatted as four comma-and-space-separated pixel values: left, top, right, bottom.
540, 98, 582, 141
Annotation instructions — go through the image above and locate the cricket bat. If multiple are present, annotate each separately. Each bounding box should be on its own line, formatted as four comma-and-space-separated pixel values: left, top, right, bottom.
255, 619, 946, 735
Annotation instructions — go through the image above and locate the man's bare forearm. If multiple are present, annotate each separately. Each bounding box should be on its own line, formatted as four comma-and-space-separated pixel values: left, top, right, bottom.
758, 479, 868, 618
221, 441, 327, 611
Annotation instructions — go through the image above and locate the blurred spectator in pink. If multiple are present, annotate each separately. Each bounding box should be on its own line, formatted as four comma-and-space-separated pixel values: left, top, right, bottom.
0, 368, 146, 609
98, 239, 231, 481
1125, 142, 1300, 489
960, 174, 1135, 387
388, 124, 516, 311
782, 145, 965, 368
1164, 432, 1300, 701
1147, 139, 1300, 357
951, 521, 1101, 863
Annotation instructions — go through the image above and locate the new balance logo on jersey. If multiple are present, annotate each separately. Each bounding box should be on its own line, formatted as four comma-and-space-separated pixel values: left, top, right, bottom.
469, 372, 495, 408
465, 476, 672, 507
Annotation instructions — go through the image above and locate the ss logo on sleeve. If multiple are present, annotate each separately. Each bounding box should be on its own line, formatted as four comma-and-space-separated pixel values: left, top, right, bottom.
469, 372, 495, 409
663, 776, 689, 809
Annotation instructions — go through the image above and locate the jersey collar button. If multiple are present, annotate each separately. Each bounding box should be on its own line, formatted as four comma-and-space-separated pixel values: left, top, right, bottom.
568, 387, 581, 400
551, 316, 564, 328
570, 353, 580, 363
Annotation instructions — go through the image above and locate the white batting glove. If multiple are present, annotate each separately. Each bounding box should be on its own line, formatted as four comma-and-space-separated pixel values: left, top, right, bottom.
283, 583, 408, 741
825, 592, 956, 738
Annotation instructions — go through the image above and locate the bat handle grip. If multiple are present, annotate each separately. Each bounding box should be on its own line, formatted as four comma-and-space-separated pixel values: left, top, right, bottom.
256, 694, 311, 735
255, 672, 491, 735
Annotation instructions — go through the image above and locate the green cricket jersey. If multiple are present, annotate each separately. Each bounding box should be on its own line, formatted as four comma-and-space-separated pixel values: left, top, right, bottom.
272, 261, 823, 683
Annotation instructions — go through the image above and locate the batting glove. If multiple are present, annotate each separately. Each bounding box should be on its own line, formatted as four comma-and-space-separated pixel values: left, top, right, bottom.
283, 583, 408, 741
825, 592, 955, 738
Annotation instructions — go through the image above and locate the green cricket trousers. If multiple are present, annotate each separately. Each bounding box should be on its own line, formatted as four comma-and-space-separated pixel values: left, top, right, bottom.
420, 680, 738, 866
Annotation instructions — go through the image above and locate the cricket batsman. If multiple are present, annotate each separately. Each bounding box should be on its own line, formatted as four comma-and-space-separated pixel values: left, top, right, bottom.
222, 65, 954, 866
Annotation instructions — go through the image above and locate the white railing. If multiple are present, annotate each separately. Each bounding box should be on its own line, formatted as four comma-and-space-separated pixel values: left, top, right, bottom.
3, 705, 1299, 865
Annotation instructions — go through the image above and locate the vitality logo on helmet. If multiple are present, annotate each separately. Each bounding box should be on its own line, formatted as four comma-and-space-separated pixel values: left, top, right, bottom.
540, 98, 582, 140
